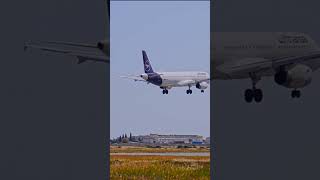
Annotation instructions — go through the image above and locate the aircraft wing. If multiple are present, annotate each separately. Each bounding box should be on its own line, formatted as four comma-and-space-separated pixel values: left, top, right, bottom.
120, 75, 147, 82
216, 51, 320, 75
38, 41, 99, 48
216, 57, 271, 75
200, 78, 211, 83
177, 80, 196, 86
24, 41, 109, 64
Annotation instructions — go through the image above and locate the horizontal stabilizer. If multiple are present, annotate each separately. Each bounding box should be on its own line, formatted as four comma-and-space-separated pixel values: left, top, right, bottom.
120, 75, 147, 82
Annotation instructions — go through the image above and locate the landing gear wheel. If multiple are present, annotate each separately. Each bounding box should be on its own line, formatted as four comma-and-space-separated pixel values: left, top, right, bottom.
244, 88, 263, 103
244, 89, 253, 103
162, 89, 168, 94
186, 89, 192, 94
296, 90, 301, 98
291, 90, 301, 98
201, 90, 204, 93
245, 72, 263, 103
254, 89, 263, 103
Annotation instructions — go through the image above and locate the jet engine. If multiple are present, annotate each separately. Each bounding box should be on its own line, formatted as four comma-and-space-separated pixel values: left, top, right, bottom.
196, 82, 209, 89
274, 64, 312, 88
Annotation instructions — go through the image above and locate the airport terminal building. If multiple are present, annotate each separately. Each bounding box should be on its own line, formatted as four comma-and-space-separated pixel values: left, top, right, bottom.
134, 134, 204, 144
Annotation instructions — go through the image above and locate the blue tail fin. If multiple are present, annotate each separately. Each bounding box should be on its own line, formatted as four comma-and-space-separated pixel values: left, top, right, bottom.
142, 50, 154, 73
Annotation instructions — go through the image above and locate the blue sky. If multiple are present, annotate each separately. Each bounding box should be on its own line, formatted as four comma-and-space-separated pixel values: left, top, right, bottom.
110, 1, 210, 138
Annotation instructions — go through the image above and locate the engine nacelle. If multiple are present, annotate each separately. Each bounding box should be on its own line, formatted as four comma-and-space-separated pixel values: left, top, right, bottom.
274, 64, 312, 88
274, 67, 287, 85
196, 82, 209, 89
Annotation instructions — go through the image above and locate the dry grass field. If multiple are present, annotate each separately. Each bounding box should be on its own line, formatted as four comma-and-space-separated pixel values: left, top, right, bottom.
110, 155, 210, 180
110, 146, 210, 180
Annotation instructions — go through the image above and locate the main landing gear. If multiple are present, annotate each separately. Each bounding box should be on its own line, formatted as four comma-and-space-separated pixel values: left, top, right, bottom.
161, 86, 205, 94
162, 89, 168, 94
186, 86, 193, 94
291, 89, 301, 98
245, 88, 263, 103
244, 73, 263, 103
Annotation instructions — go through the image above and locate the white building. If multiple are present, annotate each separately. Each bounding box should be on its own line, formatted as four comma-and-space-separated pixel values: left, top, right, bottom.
135, 134, 204, 144
205, 137, 210, 144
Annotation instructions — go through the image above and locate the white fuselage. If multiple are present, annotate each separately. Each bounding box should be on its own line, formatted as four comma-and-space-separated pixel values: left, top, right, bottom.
212, 32, 320, 79
158, 71, 209, 88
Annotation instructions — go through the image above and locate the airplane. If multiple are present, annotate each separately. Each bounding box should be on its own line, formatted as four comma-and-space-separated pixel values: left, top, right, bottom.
212, 32, 320, 103
122, 50, 210, 95
24, 0, 110, 64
